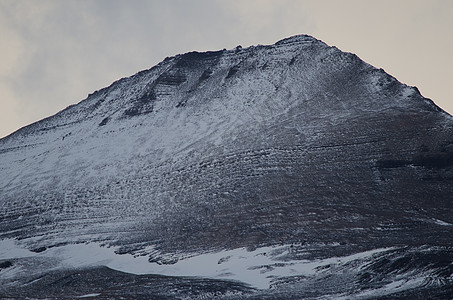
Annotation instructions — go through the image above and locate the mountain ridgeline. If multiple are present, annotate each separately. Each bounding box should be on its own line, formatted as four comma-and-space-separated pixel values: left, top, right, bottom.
1, 35, 452, 299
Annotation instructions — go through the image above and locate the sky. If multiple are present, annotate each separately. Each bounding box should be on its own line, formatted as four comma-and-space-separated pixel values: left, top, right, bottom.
0, 0, 452, 138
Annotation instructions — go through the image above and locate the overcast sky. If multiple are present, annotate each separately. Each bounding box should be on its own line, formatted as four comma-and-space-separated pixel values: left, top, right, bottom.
1, 0, 452, 138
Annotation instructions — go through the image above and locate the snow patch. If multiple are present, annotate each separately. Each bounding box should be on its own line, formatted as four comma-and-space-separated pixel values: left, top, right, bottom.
0, 238, 37, 259
77, 293, 101, 298
1, 239, 393, 289
432, 218, 452, 226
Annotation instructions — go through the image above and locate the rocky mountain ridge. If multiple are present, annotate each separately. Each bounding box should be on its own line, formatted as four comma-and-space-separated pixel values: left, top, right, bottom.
1, 34, 452, 299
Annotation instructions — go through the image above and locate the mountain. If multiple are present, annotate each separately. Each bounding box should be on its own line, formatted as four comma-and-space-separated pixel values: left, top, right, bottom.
1, 35, 452, 299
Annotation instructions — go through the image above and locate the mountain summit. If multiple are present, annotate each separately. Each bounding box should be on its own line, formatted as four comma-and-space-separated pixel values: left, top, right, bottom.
1, 35, 452, 298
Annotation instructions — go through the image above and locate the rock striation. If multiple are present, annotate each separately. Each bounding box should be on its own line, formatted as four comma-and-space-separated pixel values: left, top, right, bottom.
1, 35, 452, 298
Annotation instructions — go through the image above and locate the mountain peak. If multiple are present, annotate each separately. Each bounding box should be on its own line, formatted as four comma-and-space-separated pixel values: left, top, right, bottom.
274, 33, 324, 46
1, 35, 453, 298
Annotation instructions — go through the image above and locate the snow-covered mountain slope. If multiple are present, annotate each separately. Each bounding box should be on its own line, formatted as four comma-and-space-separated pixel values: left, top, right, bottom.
1, 35, 452, 298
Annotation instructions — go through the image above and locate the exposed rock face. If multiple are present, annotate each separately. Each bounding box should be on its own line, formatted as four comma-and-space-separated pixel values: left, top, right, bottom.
1, 35, 452, 298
